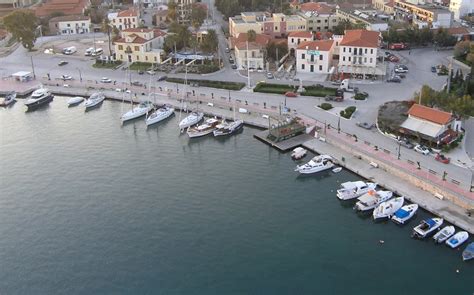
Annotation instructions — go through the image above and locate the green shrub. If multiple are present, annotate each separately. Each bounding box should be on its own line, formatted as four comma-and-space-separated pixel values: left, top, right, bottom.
253, 83, 296, 94
319, 103, 333, 110
340, 106, 356, 119
354, 92, 368, 100
301, 85, 337, 97
129, 62, 153, 71
165, 77, 245, 90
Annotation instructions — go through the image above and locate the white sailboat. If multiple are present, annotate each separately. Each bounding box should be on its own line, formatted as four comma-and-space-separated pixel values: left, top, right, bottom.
213, 104, 244, 136
179, 111, 204, 130
121, 100, 153, 122
146, 105, 175, 126
336, 181, 377, 201
187, 118, 220, 138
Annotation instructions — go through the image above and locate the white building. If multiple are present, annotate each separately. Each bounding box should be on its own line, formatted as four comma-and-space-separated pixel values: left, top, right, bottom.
288, 31, 314, 50
110, 9, 140, 30
338, 30, 380, 78
48, 15, 91, 35
296, 40, 335, 74
234, 41, 266, 70
449, 0, 474, 21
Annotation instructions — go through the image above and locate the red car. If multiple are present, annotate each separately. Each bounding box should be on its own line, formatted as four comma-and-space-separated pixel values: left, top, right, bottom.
435, 153, 450, 164
285, 91, 298, 97
389, 55, 399, 63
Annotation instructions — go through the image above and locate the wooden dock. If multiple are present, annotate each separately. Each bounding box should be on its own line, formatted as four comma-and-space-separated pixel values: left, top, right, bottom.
253, 130, 314, 152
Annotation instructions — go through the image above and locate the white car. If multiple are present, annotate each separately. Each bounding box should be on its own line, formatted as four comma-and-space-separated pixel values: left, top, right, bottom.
100, 77, 112, 83
146, 70, 156, 75
414, 144, 430, 155
61, 75, 73, 81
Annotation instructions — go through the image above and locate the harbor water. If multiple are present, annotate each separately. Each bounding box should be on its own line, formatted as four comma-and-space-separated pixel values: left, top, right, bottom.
0, 98, 472, 294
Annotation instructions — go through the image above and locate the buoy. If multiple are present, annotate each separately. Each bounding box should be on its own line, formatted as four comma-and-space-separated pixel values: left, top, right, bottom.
456, 269, 460, 273
379, 240, 385, 244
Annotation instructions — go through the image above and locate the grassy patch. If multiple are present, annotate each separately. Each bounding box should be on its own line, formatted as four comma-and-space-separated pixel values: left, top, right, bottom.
301, 85, 337, 97
319, 103, 333, 110
93, 60, 122, 69
340, 106, 356, 119
166, 77, 245, 90
129, 62, 153, 71
377, 101, 412, 133
253, 83, 296, 94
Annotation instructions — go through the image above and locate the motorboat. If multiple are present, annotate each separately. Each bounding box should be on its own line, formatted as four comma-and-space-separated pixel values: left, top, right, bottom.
354, 190, 393, 212
0, 92, 16, 106
146, 106, 174, 126
67, 96, 84, 106
213, 119, 244, 136
391, 204, 418, 225
433, 226, 455, 243
187, 118, 220, 138
24, 88, 53, 110
332, 167, 342, 173
121, 101, 153, 122
412, 218, 443, 239
373, 196, 404, 220
294, 155, 334, 174
462, 242, 474, 261
336, 181, 377, 200
290, 147, 307, 160
446, 231, 469, 249
84, 92, 105, 109
179, 111, 204, 130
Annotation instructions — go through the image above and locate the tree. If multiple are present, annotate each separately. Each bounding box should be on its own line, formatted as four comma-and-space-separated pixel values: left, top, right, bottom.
200, 29, 218, 53
266, 41, 288, 61
167, 0, 177, 22
191, 3, 207, 30
247, 29, 256, 42
164, 23, 191, 52
101, 17, 112, 56
453, 40, 471, 58
3, 10, 38, 51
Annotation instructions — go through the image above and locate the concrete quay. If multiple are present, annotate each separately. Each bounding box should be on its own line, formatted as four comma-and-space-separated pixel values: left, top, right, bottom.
302, 132, 474, 234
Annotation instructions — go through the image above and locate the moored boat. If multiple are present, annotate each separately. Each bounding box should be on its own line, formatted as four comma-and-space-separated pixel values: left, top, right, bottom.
446, 231, 469, 249
290, 147, 307, 160
67, 96, 84, 106
462, 242, 474, 261
336, 181, 377, 201
24, 88, 53, 110
294, 155, 334, 174
187, 118, 219, 138
121, 101, 153, 122
179, 111, 204, 130
391, 204, 418, 225
372, 196, 404, 220
146, 106, 174, 126
0, 92, 16, 106
84, 92, 105, 109
213, 119, 244, 136
412, 218, 443, 239
354, 190, 393, 212
433, 226, 455, 244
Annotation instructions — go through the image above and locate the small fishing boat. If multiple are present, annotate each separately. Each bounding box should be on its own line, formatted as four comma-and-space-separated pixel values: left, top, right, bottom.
294, 155, 334, 174
462, 242, 474, 261
433, 226, 455, 243
391, 204, 418, 225
0, 91, 16, 106
67, 96, 84, 106
354, 190, 393, 212
336, 181, 377, 201
412, 218, 443, 239
187, 118, 220, 138
291, 147, 307, 160
373, 196, 404, 220
146, 106, 174, 126
446, 231, 469, 249
84, 92, 105, 109
332, 167, 342, 173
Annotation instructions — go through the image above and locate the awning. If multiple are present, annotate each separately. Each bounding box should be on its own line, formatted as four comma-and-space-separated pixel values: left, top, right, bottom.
400, 117, 444, 139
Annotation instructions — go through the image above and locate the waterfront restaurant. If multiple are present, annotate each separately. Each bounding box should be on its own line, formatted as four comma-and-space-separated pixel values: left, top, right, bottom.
399, 104, 460, 146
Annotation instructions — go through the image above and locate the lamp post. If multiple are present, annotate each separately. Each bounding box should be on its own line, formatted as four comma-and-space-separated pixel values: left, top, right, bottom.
470, 166, 473, 192
76, 68, 82, 82
397, 140, 401, 160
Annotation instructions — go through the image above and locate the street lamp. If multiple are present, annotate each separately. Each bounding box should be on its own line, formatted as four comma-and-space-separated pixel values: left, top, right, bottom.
470, 166, 473, 192
76, 68, 82, 82
397, 140, 401, 160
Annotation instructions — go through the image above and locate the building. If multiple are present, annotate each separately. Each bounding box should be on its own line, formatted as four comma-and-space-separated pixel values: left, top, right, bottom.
111, 8, 140, 30
154, 9, 168, 28
33, 0, 90, 18
449, 0, 474, 21
176, 0, 195, 24
336, 8, 389, 31
372, 0, 396, 15
48, 15, 90, 35
288, 31, 314, 50
113, 28, 165, 64
296, 40, 335, 74
338, 29, 381, 78
231, 32, 272, 70
0, 0, 34, 17
394, 2, 453, 28
297, 2, 339, 32
400, 104, 460, 145
229, 12, 307, 38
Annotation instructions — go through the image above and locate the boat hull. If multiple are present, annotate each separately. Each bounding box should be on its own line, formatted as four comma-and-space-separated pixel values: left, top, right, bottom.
25, 94, 54, 110
121, 108, 150, 122
146, 109, 174, 126
213, 121, 244, 137
68, 97, 84, 107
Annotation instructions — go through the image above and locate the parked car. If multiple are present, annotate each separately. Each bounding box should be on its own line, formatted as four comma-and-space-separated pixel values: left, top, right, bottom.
61, 75, 73, 81
231, 64, 237, 69
157, 75, 167, 81
285, 91, 298, 97
138, 70, 144, 75
58, 60, 68, 66
266, 72, 274, 79
389, 55, 399, 62
387, 76, 401, 83
414, 144, 430, 155
431, 66, 437, 73
356, 122, 375, 130
394, 66, 408, 73
100, 77, 112, 83
146, 70, 156, 75
225, 47, 230, 53
435, 153, 450, 164
131, 81, 143, 86
398, 137, 414, 149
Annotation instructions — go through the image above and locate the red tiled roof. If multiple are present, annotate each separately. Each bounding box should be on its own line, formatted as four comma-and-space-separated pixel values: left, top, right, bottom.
408, 104, 452, 125
33, 0, 89, 17
231, 33, 272, 48
300, 2, 333, 14
49, 15, 89, 22
123, 28, 153, 33
297, 40, 334, 51
446, 27, 470, 35
235, 41, 263, 50
118, 9, 138, 17
340, 30, 379, 48
288, 31, 313, 38
153, 29, 166, 38
115, 34, 148, 44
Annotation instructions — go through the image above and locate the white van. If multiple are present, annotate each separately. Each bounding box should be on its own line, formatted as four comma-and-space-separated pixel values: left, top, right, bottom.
63, 46, 77, 55
91, 48, 103, 56
85, 47, 94, 56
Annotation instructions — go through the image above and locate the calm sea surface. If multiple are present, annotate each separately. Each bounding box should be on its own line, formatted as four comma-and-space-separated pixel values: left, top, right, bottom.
0, 98, 472, 294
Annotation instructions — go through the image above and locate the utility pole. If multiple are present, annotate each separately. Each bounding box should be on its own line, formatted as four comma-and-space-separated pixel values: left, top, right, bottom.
397, 140, 401, 160
30, 56, 36, 79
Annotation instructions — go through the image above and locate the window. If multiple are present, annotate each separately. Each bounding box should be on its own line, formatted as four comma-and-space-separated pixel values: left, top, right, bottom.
319, 55, 323, 60
145, 56, 148, 61
134, 46, 139, 51
317, 27, 321, 30
302, 53, 305, 59
310, 65, 314, 72
136, 55, 139, 61
291, 38, 294, 43
343, 47, 346, 53
371, 49, 373, 54
370, 58, 373, 63
324, 26, 328, 29
310, 55, 314, 62
67, 24, 70, 27
302, 64, 305, 70
333, 19, 337, 22
364, 57, 367, 63
349, 47, 351, 53
324, 19, 328, 23
154, 57, 157, 62
319, 65, 322, 71
343, 56, 345, 61
275, 26, 278, 30
118, 45, 123, 50
317, 20, 321, 23
364, 48, 367, 54
348, 56, 351, 62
